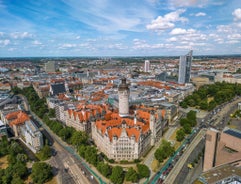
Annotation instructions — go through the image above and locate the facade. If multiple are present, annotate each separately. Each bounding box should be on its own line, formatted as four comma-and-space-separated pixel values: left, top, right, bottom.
55, 102, 67, 123
65, 109, 91, 133
144, 60, 150, 72
178, 50, 193, 84
203, 128, 241, 172
45, 61, 57, 73
118, 78, 129, 117
65, 104, 107, 133
0, 120, 7, 138
92, 107, 166, 161
23, 120, 43, 152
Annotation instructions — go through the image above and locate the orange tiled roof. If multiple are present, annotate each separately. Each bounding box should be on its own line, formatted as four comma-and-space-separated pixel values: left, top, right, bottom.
138, 80, 171, 90
8, 111, 29, 126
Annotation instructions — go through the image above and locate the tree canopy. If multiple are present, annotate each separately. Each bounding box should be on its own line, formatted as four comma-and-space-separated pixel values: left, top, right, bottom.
110, 166, 124, 184
31, 162, 53, 184
137, 164, 150, 178
180, 82, 241, 110
154, 140, 175, 163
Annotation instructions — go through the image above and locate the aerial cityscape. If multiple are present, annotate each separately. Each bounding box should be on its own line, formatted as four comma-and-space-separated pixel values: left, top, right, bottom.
0, 0, 241, 184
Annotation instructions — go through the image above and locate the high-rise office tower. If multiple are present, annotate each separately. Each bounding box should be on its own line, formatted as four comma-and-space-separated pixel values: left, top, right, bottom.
144, 60, 150, 72
178, 50, 193, 84
118, 78, 129, 117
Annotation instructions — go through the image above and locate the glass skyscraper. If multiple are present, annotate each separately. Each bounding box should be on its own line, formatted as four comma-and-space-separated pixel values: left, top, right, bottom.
178, 50, 193, 84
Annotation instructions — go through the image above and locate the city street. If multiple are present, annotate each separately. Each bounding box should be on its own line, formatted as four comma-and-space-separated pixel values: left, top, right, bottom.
143, 127, 177, 177
18, 94, 98, 184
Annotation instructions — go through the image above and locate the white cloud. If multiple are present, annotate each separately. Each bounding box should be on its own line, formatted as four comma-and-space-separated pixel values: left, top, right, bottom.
227, 34, 241, 40
195, 12, 206, 16
0, 39, 10, 46
217, 25, 233, 33
10, 32, 33, 39
76, 36, 80, 39
232, 8, 241, 21
170, 28, 196, 35
59, 43, 77, 49
226, 40, 240, 44
8, 48, 16, 51
146, 9, 187, 31
32, 40, 42, 45
169, 0, 208, 8
167, 37, 178, 42
132, 39, 172, 50
108, 43, 128, 50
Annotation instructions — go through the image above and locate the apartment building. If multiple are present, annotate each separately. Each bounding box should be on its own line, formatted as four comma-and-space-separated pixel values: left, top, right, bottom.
4, 110, 43, 153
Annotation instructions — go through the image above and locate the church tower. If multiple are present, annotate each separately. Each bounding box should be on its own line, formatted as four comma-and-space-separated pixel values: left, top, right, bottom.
118, 78, 129, 117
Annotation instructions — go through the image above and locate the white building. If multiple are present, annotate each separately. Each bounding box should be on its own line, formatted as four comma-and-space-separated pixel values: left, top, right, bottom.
144, 60, 150, 72
23, 120, 43, 152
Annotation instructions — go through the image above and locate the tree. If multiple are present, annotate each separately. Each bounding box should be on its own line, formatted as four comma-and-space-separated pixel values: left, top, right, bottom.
10, 176, 24, 184
110, 166, 124, 184
176, 128, 185, 142
48, 109, 56, 118
199, 100, 208, 110
31, 162, 53, 184
183, 124, 191, 134
97, 162, 112, 178
180, 118, 190, 127
16, 153, 28, 163
59, 127, 74, 142
154, 140, 175, 163
70, 131, 88, 146
137, 164, 150, 178
84, 146, 98, 166
125, 167, 138, 183
36, 145, 52, 161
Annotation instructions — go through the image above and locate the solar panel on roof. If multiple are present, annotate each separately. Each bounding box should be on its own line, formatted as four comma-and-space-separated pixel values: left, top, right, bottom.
224, 129, 241, 139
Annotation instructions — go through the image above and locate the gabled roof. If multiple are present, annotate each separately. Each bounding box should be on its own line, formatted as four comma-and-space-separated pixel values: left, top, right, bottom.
7, 111, 29, 126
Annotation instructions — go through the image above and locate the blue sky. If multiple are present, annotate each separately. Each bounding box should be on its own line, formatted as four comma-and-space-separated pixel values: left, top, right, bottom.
0, 0, 241, 57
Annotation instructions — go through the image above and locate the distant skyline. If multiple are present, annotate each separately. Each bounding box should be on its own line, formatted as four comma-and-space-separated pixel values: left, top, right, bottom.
0, 0, 241, 57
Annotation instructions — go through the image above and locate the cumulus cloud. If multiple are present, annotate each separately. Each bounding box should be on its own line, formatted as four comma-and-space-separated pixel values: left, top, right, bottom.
195, 12, 206, 16
170, 28, 196, 35
10, 32, 33, 39
0, 39, 10, 46
232, 8, 241, 21
146, 9, 187, 31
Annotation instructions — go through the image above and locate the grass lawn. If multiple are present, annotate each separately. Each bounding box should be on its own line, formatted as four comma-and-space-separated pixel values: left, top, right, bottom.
0, 155, 8, 169
169, 128, 179, 141
151, 159, 159, 172
228, 125, 237, 129
207, 97, 214, 103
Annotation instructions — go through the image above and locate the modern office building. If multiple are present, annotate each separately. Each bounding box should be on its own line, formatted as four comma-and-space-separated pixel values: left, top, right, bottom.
178, 50, 193, 84
144, 60, 150, 72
